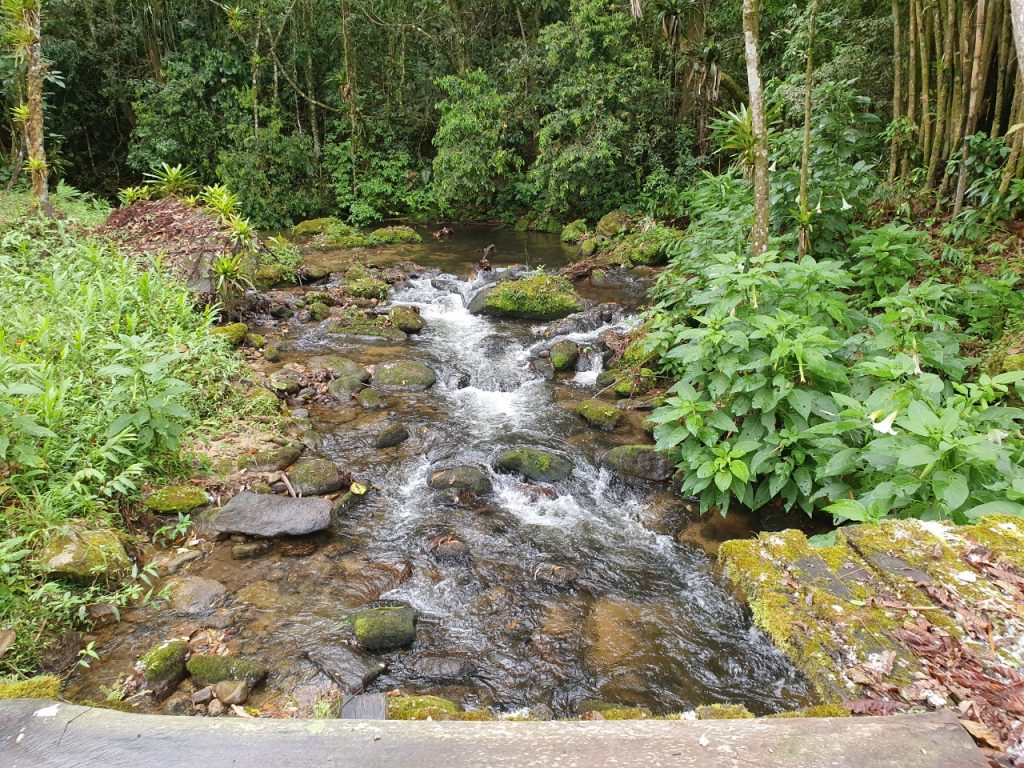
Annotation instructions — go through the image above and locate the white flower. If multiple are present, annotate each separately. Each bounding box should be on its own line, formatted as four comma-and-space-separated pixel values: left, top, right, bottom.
815, 200, 822, 214
987, 428, 1008, 444
841, 195, 853, 211
869, 410, 899, 435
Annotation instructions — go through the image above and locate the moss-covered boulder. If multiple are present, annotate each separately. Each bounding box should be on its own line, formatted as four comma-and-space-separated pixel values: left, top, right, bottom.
210, 322, 248, 347
428, 465, 493, 494
253, 264, 296, 289
469, 274, 583, 321
293, 217, 343, 236
269, 373, 301, 395
290, 458, 346, 496
493, 448, 572, 483
39, 526, 130, 583
0, 675, 60, 700
308, 301, 329, 321
328, 308, 407, 342
580, 238, 600, 258
606, 225, 678, 266
144, 485, 208, 515
549, 340, 579, 371
514, 213, 562, 233
140, 640, 188, 699
561, 219, 588, 243
372, 225, 422, 244
357, 387, 389, 409
345, 264, 389, 300
603, 445, 673, 482
312, 220, 376, 250
577, 399, 622, 430
389, 306, 425, 333
373, 360, 436, 392
596, 209, 632, 238
186, 654, 269, 686
376, 422, 411, 449
308, 355, 370, 382
244, 333, 265, 349
243, 443, 303, 472
351, 605, 416, 650
263, 339, 287, 362
387, 695, 461, 720
696, 703, 755, 720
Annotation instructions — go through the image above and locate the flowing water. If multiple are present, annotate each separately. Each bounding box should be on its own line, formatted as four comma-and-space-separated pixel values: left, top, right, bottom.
67, 226, 813, 717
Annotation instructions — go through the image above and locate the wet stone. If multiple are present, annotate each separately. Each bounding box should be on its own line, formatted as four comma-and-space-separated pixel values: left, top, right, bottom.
351, 604, 417, 651
208, 492, 331, 537
304, 644, 386, 692
278, 539, 318, 558
289, 458, 346, 496
428, 535, 470, 561
375, 422, 411, 449
192, 686, 215, 705
493, 448, 572, 483
412, 654, 477, 683
167, 576, 226, 615
372, 360, 437, 392
357, 387, 389, 409
428, 465, 493, 495
602, 444, 674, 482
214, 680, 249, 705
231, 542, 271, 560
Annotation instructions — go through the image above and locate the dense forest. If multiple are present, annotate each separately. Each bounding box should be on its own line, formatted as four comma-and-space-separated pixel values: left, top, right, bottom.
2, 0, 1024, 753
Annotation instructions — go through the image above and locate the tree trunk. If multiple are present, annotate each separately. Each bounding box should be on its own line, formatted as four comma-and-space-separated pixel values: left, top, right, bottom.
889, 0, 904, 185
799, 0, 819, 255
25, 0, 51, 215
953, 0, 987, 215
742, 0, 770, 258
1011, 0, 1024, 81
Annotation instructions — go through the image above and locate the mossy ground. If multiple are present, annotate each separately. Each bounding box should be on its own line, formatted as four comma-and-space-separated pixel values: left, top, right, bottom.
143, 485, 208, 514
372, 225, 422, 244
211, 322, 248, 346
0, 675, 60, 700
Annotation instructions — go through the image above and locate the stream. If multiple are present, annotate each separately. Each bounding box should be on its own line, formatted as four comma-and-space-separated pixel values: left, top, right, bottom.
67, 226, 813, 718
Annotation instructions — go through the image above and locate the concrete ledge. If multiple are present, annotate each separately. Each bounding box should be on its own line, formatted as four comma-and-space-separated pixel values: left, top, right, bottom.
0, 700, 986, 768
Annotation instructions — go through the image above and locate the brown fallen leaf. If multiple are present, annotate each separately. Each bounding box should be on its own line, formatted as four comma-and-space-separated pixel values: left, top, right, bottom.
958, 718, 1003, 749
0, 629, 15, 659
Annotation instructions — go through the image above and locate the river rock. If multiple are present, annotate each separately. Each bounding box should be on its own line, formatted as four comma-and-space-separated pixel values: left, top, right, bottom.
167, 576, 226, 614
596, 209, 632, 238
493, 448, 572, 483
39, 525, 130, 584
242, 443, 303, 472
549, 340, 579, 371
530, 357, 555, 380
143, 485, 208, 515
290, 458, 345, 495
269, 373, 301, 395
428, 535, 470, 561
577, 399, 622, 430
207, 698, 226, 717
231, 542, 271, 560
375, 422, 410, 449
187, 655, 269, 687
351, 605, 417, 651
427, 465, 493, 494
208, 492, 332, 536
445, 370, 471, 389
357, 387, 389, 409
372, 360, 437, 392
263, 339, 287, 362
602, 445, 674, 482
389, 306, 425, 333
543, 305, 618, 338
304, 644, 386, 692
214, 680, 249, 705
310, 355, 370, 397
468, 274, 583, 321
139, 640, 188, 700
412, 654, 477, 682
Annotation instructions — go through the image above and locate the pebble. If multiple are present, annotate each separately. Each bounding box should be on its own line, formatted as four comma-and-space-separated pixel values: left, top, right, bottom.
192, 686, 215, 705
214, 680, 250, 706
207, 698, 226, 717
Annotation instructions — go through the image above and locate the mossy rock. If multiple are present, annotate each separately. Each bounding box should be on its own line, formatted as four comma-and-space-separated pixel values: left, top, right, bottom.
579, 238, 600, 258
144, 485, 208, 515
186, 655, 269, 686
246, 387, 280, 414
549, 340, 579, 371
428, 465, 493, 494
493, 448, 572, 483
211, 322, 248, 347
768, 704, 850, 719
389, 306, 425, 334
577, 399, 622, 430
269, 373, 301, 395
293, 217, 343, 236
470, 275, 583, 321
263, 339, 287, 362
561, 219, 588, 243
514, 214, 562, 234
244, 333, 265, 349
304, 290, 334, 306
351, 605, 416, 651
373, 360, 436, 392
595, 370, 617, 387
38, 525, 131, 583
605, 226, 678, 267
308, 301, 329, 321
357, 388, 389, 409
253, 264, 296, 289
603, 445, 673, 482
290, 458, 345, 496
372, 225, 422, 244
346, 276, 389, 300
0, 675, 60, 700
376, 422, 411, 449
387, 694, 461, 720
242, 443, 303, 472
596, 209, 633, 238
308, 355, 369, 382
312, 221, 377, 250
695, 703, 755, 720
329, 319, 407, 342
140, 640, 188, 699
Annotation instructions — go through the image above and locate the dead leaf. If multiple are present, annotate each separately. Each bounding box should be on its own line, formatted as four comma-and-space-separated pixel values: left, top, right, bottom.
0, 629, 15, 659
958, 719, 1003, 749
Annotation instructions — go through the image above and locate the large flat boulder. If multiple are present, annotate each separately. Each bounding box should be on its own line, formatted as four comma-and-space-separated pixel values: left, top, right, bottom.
207, 492, 331, 537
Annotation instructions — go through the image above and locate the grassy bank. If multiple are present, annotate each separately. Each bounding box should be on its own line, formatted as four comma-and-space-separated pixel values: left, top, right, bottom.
0, 199, 246, 675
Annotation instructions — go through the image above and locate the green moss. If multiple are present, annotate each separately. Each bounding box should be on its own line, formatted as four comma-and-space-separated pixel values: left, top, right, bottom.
140, 640, 188, 695
186, 654, 269, 686
768, 704, 850, 719
549, 340, 579, 371
372, 225, 422, 244
493, 448, 572, 482
387, 695, 462, 720
1001, 353, 1024, 372
245, 333, 265, 349
293, 217, 344, 236
479, 275, 583, 320
963, 515, 1024, 569
344, 264, 389, 300
304, 290, 334, 306
373, 360, 437, 391
596, 209, 633, 238
604, 225, 680, 266
78, 698, 139, 713
0, 674, 60, 700
514, 214, 562, 233
389, 306, 425, 333
253, 264, 297, 289
352, 605, 417, 650
313, 221, 377, 250
561, 219, 588, 243
144, 485, 207, 515
577, 399, 622, 430
308, 301, 329, 321
329, 308, 407, 341
38, 526, 131, 584
210, 322, 248, 347
695, 703, 755, 720
597, 707, 653, 720
579, 238, 600, 258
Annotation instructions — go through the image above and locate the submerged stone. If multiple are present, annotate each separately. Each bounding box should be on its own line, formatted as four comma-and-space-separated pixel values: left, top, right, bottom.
602, 445, 673, 482
207, 492, 331, 536
375, 422, 411, 449
167, 576, 226, 614
351, 605, 417, 651
372, 360, 436, 392
427, 465, 493, 494
139, 640, 188, 700
577, 399, 622, 430
493, 448, 572, 483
